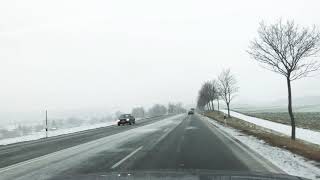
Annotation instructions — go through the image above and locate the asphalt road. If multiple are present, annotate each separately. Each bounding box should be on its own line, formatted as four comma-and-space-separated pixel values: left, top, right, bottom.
0, 114, 283, 180
0, 115, 172, 168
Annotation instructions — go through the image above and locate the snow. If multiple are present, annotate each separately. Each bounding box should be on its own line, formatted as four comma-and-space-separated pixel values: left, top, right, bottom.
0, 116, 168, 146
220, 110, 320, 145
0, 121, 117, 145
0, 117, 146, 145
201, 115, 320, 180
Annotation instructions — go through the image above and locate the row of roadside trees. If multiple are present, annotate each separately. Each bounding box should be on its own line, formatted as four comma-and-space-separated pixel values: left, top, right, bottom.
198, 20, 320, 140
130, 103, 187, 118
196, 69, 238, 118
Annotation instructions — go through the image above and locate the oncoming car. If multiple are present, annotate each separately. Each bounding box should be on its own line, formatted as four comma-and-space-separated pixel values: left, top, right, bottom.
118, 114, 136, 126
188, 108, 195, 115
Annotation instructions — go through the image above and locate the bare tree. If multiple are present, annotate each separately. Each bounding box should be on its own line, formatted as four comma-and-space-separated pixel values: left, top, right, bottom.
168, 103, 186, 114
115, 111, 124, 119
218, 69, 238, 118
197, 82, 213, 111
203, 82, 215, 111
214, 80, 222, 112
248, 20, 320, 140
197, 87, 208, 111
211, 80, 220, 111
197, 80, 220, 112
131, 107, 145, 118
148, 104, 167, 116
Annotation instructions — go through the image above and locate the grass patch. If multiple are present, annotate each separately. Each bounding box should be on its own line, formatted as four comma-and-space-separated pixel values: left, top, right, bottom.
205, 111, 320, 162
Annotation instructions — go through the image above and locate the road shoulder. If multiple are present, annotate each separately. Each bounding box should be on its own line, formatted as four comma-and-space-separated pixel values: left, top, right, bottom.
201, 113, 320, 180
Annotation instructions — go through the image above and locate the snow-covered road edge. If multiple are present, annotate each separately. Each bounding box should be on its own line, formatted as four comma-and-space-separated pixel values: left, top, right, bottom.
200, 115, 320, 180
220, 110, 320, 145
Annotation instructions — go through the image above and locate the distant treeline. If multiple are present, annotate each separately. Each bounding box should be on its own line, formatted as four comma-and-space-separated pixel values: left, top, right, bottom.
0, 103, 187, 140
129, 103, 187, 118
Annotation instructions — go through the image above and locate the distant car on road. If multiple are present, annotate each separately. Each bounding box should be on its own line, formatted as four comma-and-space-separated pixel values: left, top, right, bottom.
118, 114, 135, 126
188, 110, 194, 115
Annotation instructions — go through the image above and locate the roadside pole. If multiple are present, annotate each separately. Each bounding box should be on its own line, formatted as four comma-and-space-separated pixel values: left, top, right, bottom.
45, 110, 48, 138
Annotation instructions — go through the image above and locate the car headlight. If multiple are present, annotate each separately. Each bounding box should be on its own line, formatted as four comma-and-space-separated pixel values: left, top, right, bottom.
127, 118, 129, 121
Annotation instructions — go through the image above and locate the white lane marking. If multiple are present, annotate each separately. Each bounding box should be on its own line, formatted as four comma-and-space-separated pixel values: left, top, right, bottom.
0, 114, 184, 176
0, 152, 52, 173
150, 125, 180, 149
111, 146, 143, 169
185, 126, 198, 130
0, 130, 124, 174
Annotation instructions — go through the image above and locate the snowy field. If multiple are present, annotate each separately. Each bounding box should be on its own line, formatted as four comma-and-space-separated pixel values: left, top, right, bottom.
0, 121, 115, 145
201, 115, 320, 180
0, 117, 144, 145
221, 110, 320, 145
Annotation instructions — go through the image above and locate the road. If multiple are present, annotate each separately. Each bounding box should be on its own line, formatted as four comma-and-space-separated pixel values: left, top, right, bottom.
0, 115, 171, 168
0, 114, 283, 180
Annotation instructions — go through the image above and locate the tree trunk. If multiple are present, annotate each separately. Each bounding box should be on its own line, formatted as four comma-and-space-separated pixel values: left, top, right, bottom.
227, 102, 230, 117
287, 77, 296, 140
217, 99, 220, 112
211, 101, 214, 111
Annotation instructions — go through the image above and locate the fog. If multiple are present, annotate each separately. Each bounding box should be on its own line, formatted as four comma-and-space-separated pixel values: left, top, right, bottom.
1, 0, 320, 125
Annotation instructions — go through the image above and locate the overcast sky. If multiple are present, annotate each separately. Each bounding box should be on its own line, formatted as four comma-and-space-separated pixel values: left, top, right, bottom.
1, 0, 320, 123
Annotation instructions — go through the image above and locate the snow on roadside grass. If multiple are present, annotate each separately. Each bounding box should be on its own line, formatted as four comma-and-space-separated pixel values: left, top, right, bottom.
0, 117, 158, 146
201, 115, 320, 180
221, 110, 320, 145
0, 121, 116, 145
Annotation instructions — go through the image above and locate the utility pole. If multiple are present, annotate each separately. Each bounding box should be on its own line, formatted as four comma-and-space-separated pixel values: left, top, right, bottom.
45, 110, 48, 138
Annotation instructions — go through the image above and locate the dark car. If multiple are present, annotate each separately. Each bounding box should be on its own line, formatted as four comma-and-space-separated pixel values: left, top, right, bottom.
118, 114, 135, 126
188, 110, 194, 115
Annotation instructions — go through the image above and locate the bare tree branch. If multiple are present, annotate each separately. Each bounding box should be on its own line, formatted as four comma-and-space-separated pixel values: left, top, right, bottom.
248, 20, 320, 81
218, 69, 238, 117
247, 19, 320, 140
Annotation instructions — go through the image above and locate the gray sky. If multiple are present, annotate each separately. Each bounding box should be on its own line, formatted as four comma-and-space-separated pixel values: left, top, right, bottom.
1, 0, 320, 123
